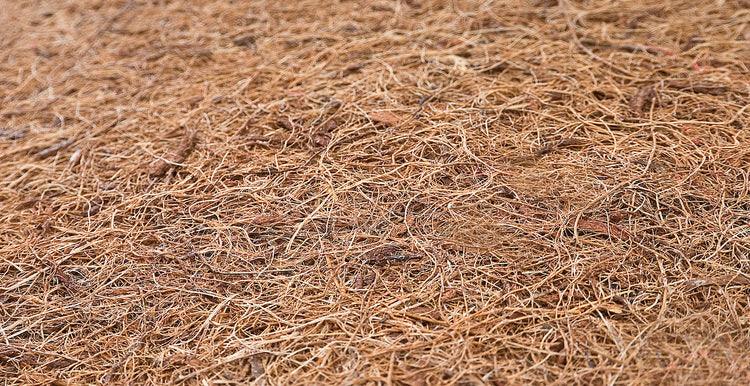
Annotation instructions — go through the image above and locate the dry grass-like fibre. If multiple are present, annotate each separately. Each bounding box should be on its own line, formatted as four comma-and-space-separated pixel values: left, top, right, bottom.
1, 0, 749, 384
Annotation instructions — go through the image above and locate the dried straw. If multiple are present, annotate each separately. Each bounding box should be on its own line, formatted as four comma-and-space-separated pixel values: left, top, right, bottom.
1, 0, 749, 384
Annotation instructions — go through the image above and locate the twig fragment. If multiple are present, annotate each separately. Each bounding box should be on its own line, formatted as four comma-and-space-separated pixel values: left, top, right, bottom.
148, 128, 198, 178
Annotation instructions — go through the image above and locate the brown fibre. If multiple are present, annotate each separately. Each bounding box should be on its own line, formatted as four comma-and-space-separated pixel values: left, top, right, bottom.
1, 0, 749, 384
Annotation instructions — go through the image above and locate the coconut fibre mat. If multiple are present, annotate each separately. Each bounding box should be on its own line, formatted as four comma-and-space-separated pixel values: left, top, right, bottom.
1, 0, 749, 384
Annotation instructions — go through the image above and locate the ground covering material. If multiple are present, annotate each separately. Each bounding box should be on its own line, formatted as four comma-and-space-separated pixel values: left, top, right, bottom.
1, 0, 750, 384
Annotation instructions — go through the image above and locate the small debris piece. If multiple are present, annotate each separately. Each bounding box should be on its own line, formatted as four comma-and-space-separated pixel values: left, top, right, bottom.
0, 345, 22, 361
15, 199, 38, 210
351, 269, 376, 289
69, 148, 82, 166
441, 288, 459, 301
340, 63, 365, 77
477, 61, 508, 74
52, 115, 65, 127
312, 133, 331, 147
250, 355, 266, 386
580, 38, 672, 56
404, 306, 445, 325
368, 111, 404, 127
310, 119, 337, 148
681, 35, 703, 51
629, 85, 655, 116
37, 138, 74, 159
666, 81, 729, 96
249, 214, 284, 226
362, 245, 419, 266
596, 302, 625, 315
186, 95, 203, 107
148, 128, 197, 178
275, 117, 295, 130
190, 48, 213, 59
83, 199, 102, 217
576, 218, 630, 239
233, 35, 256, 48
535, 138, 587, 156
52, 266, 79, 291
145, 51, 166, 61
0, 127, 25, 140
684, 279, 710, 290
685, 275, 750, 289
